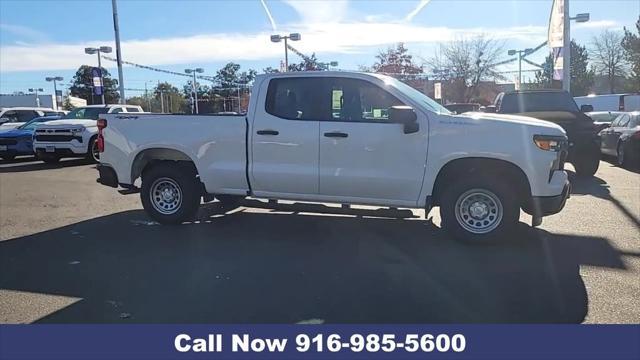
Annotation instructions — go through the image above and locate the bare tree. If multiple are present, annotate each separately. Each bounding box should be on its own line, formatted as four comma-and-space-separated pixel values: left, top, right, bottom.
426, 35, 504, 102
591, 30, 627, 93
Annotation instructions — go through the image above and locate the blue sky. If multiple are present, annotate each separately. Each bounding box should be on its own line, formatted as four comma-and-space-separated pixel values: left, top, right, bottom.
1, 0, 638, 96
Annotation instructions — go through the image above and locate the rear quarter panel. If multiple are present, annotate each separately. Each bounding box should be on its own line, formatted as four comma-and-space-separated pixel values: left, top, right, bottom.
102, 114, 248, 193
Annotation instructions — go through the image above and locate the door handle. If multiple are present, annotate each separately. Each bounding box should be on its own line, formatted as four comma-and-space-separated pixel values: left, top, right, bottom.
257, 129, 279, 135
324, 131, 348, 138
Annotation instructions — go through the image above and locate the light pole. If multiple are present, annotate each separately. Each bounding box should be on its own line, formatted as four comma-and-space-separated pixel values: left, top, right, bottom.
111, 0, 125, 104
563, 9, 590, 92
507, 48, 533, 90
85, 46, 113, 104
28, 88, 44, 107
45, 76, 63, 110
270, 33, 301, 72
185, 68, 204, 114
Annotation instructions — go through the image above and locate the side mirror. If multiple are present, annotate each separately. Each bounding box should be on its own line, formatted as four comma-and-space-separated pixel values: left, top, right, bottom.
580, 104, 593, 113
483, 105, 496, 113
388, 106, 419, 134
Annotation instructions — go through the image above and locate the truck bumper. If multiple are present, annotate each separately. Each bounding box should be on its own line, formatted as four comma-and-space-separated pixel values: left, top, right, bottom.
525, 180, 571, 217
33, 141, 87, 157
96, 164, 119, 188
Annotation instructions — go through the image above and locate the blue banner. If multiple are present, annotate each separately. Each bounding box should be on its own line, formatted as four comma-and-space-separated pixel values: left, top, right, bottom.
0, 325, 638, 359
91, 67, 103, 96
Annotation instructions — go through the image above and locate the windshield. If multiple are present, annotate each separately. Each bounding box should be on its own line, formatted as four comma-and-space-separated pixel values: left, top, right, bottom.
589, 113, 620, 123
501, 92, 579, 113
372, 74, 451, 114
64, 107, 107, 120
18, 117, 50, 130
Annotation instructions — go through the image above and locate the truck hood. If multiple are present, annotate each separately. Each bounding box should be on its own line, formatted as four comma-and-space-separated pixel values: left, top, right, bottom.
38, 119, 97, 128
0, 128, 32, 138
460, 112, 566, 134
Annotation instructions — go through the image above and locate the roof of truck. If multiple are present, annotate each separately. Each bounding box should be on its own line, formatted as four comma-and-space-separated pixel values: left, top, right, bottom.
502, 89, 568, 95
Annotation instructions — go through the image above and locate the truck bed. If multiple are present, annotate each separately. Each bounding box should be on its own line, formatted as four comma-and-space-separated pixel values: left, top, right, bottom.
102, 113, 249, 194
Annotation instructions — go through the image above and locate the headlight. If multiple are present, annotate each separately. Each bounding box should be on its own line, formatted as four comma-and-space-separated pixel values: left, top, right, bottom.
533, 135, 567, 152
70, 128, 84, 133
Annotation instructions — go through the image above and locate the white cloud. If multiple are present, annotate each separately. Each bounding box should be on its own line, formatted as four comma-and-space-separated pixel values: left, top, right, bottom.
0, 23, 50, 43
0, 22, 549, 72
573, 20, 620, 30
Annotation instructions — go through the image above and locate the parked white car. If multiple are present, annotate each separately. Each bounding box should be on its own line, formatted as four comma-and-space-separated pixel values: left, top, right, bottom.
97, 72, 570, 243
33, 104, 143, 163
0, 107, 60, 129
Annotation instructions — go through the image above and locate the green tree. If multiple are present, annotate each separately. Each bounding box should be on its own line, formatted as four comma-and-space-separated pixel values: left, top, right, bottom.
69, 65, 120, 104
532, 40, 594, 96
153, 82, 186, 113
61, 96, 76, 110
622, 16, 640, 91
262, 66, 280, 74
288, 53, 321, 72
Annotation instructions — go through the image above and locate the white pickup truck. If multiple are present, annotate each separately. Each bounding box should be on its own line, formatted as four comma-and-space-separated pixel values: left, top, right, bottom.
97, 72, 570, 243
33, 104, 143, 163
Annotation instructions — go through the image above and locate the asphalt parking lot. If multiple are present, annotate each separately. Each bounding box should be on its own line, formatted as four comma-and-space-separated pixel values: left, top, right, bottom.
0, 157, 638, 324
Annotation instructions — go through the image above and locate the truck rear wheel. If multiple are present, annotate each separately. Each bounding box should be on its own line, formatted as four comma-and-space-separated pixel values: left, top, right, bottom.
440, 177, 519, 244
140, 162, 201, 224
86, 136, 100, 163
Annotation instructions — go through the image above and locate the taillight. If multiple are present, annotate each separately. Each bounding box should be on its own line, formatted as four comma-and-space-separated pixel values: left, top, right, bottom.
632, 131, 640, 140
97, 119, 107, 153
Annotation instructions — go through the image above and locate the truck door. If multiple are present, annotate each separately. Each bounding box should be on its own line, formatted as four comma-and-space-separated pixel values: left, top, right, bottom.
250, 77, 322, 196
318, 77, 427, 205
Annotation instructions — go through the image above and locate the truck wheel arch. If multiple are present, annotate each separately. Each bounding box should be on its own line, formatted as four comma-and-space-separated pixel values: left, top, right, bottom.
131, 148, 199, 182
431, 157, 532, 208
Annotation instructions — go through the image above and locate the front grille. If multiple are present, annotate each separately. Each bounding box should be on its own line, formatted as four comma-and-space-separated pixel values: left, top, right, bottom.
0, 139, 17, 145
35, 135, 82, 142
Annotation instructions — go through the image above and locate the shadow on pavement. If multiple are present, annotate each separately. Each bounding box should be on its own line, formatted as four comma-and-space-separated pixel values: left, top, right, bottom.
570, 172, 640, 229
1, 201, 627, 324
0, 158, 91, 173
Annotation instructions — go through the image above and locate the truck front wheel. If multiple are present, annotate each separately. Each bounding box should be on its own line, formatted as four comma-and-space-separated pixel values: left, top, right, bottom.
439, 177, 519, 244
140, 163, 201, 224
572, 147, 600, 177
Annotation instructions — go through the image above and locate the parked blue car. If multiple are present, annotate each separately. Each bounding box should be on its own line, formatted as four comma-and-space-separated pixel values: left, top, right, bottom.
0, 115, 61, 160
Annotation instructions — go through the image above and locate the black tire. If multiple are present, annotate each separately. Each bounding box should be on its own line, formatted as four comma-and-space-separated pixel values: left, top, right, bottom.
439, 177, 519, 244
616, 141, 629, 168
86, 136, 99, 163
140, 162, 201, 224
572, 151, 599, 177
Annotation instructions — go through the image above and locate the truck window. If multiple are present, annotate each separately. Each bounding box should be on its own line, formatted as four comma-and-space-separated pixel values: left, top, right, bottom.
328, 78, 404, 122
265, 78, 326, 120
63, 107, 107, 120
126, 107, 141, 113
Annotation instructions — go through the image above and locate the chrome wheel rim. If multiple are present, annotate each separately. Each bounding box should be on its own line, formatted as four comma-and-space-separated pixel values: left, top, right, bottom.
150, 177, 182, 215
454, 188, 503, 234
91, 141, 100, 162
